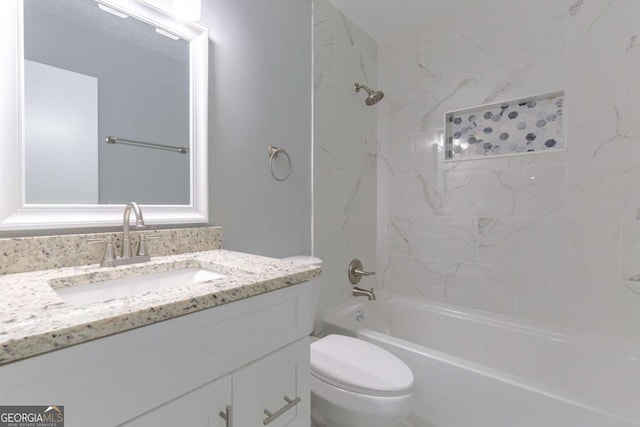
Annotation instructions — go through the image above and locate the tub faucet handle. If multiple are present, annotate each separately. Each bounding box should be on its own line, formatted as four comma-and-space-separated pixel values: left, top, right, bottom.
348, 259, 375, 284
354, 268, 375, 276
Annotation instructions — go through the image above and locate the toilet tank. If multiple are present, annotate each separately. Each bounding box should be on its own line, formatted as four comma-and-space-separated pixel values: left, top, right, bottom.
281, 255, 322, 334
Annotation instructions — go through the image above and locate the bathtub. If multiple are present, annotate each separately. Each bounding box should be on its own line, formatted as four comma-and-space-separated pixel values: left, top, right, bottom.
320, 297, 640, 427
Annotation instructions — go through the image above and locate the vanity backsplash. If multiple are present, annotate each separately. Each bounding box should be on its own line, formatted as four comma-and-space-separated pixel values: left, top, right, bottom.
0, 226, 222, 275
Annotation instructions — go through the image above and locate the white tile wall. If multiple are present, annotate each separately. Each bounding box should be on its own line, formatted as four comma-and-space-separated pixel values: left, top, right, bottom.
443, 15, 566, 82
411, 258, 518, 316
567, 0, 640, 50
518, 270, 640, 343
443, 165, 567, 218
566, 40, 624, 106
314, 0, 378, 314
380, 174, 443, 216
386, 216, 477, 262
566, 159, 640, 220
377, 0, 640, 344
477, 218, 620, 278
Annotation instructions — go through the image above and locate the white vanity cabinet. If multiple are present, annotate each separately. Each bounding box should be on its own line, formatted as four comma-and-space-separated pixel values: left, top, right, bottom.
0, 282, 312, 427
123, 339, 309, 427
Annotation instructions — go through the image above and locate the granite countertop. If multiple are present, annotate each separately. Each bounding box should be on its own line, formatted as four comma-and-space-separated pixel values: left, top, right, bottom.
0, 249, 320, 365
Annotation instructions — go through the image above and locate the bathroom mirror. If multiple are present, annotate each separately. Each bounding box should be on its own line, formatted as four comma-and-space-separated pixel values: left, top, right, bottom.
0, 0, 208, 230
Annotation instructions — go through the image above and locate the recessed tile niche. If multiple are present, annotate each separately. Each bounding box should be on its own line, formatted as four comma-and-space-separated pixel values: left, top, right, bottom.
444, 91, 565, 161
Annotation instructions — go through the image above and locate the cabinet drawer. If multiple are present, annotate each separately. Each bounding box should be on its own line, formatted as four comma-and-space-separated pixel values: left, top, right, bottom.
121, 376, 231, 427
233, 338, 310, 426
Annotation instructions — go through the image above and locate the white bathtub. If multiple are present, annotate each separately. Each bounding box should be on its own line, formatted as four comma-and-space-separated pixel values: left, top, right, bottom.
320, 297, 640, 427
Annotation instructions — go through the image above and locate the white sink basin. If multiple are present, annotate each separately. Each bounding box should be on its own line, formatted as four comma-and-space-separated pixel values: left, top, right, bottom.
54, 267, 226, 305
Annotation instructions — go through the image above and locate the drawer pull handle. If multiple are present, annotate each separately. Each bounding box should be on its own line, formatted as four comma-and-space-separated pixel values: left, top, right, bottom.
219, 405, 232, 427
263, 396, 301, 425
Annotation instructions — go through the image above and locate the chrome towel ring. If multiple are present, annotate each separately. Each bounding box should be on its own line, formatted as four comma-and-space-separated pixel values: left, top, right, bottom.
268, 146, 292, 181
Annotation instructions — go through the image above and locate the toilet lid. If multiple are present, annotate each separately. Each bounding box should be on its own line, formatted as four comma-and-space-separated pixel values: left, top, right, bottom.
310, 335, 414, 396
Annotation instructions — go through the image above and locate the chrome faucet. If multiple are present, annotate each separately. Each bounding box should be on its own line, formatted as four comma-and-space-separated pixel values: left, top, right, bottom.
352, 286, 376, 301
122, 201, 145, 258
93, 202, 152, 267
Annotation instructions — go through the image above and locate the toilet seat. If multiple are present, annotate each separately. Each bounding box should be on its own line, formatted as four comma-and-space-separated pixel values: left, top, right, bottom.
311, 335, 414, 397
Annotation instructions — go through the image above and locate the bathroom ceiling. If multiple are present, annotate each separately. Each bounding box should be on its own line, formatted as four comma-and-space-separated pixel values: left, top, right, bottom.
327, 0, 474, 40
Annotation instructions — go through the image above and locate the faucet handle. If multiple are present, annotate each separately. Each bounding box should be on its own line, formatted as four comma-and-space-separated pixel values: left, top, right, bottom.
88, 236, 116, 266
348, 259, 375, 285
136, 233, 161, 257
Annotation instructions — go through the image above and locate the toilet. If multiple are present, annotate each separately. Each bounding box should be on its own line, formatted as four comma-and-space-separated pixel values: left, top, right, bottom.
282, 256, 415, 427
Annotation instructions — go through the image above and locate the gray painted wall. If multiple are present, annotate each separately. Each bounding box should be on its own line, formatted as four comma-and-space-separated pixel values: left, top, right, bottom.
200, 0, 312, 258
24, 5, 190, 205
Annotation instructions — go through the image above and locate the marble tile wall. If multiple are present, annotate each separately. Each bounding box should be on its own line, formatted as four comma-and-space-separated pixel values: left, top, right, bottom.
377, 0, 640, 344
314, 0, 378, 313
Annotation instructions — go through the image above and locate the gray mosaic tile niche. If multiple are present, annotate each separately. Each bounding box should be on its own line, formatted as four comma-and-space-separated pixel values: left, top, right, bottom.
445, 91, 565, 161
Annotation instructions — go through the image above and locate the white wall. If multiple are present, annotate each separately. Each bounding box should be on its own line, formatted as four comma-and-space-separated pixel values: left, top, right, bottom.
377, 1, 640, 344
314, 0, 378, 313
201, 0, 312, 258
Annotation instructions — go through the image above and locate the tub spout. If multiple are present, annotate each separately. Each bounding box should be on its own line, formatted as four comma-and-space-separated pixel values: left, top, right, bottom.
352, 286, 376, 301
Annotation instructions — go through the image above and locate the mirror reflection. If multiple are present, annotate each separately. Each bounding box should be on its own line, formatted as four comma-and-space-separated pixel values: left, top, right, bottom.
23, 0, 190, 205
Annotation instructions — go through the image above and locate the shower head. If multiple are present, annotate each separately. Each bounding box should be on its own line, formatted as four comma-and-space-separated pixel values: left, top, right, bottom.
354, 83, 384, 106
